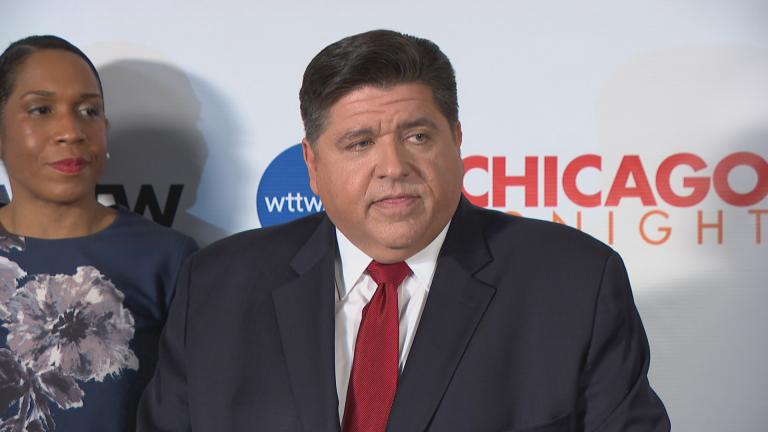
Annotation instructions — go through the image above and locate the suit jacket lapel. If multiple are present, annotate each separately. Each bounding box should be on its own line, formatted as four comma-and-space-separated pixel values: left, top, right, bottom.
272, 215, 341, 432
387, 199, 496, 432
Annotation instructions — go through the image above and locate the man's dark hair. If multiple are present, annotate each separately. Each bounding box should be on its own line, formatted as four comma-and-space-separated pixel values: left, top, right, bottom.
299, 29, 458, 144
0, 35, 103, 120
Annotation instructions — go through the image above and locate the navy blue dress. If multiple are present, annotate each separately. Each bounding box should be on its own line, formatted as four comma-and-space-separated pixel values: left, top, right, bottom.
0, 208, 197, 432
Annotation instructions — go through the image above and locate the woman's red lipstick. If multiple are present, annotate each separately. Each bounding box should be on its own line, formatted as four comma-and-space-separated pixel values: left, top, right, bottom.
49, 158, 88, 174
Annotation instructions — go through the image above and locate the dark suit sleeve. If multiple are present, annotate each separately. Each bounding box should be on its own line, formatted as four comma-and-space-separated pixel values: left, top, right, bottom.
578, 251, 670, 432
136, 256, 194, 432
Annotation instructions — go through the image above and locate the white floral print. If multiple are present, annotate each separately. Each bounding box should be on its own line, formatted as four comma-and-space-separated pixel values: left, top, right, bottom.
0, 258, 25, 322
0, 235, 138, 431
5, 267, 138, 381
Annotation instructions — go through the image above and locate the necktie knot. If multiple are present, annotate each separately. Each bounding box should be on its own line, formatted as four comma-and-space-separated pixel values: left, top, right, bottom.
366, 261, 411, 287
343, 260, 410, 432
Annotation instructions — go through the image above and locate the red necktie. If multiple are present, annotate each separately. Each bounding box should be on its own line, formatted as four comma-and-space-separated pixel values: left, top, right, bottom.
342, 261, 411, 432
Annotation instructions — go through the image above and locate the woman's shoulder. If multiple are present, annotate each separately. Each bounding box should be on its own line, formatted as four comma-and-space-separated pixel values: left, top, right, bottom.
107, 207, 199, 255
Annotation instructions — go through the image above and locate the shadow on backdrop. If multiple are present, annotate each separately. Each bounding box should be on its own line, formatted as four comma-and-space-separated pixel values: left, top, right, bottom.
97, 60, 234, 246
596, 45, 768, 431
637, 128, 768, 432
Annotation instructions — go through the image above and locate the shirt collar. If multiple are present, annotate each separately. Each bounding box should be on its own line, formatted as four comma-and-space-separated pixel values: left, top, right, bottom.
335, 222, 451, 299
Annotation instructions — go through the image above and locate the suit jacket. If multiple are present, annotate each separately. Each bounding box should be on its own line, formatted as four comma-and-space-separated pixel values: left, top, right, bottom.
137, 199, 670, 431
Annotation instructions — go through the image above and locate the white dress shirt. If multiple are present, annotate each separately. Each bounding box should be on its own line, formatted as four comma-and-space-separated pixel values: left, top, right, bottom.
333, 224, 450, 421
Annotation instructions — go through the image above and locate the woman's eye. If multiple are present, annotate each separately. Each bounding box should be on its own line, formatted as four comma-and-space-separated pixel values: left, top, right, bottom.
79, 106, 102, 117
28, 106, 52, 116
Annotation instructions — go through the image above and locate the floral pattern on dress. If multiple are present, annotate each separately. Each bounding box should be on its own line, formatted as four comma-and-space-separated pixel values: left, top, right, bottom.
0, 258, 26, 322
0, 234, 25, 321
5, 267, 139, 382
0, 235, 138, 431
0, 234, 23, 254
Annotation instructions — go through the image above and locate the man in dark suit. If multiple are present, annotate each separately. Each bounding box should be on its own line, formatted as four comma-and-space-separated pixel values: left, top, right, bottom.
138, 30, 670, 431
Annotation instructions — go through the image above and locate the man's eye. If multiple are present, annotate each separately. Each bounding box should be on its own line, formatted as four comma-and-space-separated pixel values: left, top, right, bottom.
348, 140, 373, 151
28, 106, 52, 116
408, 133, 428, 143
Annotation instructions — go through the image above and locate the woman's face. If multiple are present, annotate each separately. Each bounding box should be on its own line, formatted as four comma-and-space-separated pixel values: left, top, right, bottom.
0, 49, 106, 207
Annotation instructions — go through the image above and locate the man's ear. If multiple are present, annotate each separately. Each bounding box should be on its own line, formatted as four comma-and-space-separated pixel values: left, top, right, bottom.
454, 121, 463, 152
302, 138, 319, 195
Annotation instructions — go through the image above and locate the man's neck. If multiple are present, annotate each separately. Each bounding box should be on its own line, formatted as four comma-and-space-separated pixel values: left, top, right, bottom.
334, 222, 451, 299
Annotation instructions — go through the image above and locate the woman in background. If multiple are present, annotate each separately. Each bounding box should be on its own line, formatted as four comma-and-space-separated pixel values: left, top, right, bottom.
0, 35, 197, 431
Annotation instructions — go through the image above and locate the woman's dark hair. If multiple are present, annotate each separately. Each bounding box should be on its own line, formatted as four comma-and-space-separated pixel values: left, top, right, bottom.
299, 29, 458, 144
0, 35, 103, 117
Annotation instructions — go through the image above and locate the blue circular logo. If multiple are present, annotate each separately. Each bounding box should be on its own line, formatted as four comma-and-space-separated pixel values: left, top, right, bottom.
257, 144, 324, 227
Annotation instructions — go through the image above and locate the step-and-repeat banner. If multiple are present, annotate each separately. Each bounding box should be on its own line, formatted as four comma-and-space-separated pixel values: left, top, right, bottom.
3, 1, 766, 429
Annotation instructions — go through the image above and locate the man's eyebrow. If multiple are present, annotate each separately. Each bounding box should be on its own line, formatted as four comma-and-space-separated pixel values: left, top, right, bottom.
336, 127, 376, 146
334, 117, 438, 146
397, 117, 439, 131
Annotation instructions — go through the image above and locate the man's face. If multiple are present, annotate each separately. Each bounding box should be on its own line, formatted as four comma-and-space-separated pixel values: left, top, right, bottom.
303, 82, 463, 263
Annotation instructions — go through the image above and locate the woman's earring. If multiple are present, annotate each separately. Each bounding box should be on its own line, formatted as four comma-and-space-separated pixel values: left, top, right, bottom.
106, 152, 111, 160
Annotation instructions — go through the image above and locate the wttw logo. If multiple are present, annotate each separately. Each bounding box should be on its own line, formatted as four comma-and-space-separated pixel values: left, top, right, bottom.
263, 192, 322, 214
257, 144, 324, 227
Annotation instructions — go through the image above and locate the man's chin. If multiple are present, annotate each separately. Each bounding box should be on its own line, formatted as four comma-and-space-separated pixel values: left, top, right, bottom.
372, 231, 431, 258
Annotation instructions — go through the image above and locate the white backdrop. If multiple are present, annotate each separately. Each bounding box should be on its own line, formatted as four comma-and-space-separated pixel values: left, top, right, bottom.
2, 1, 767, 430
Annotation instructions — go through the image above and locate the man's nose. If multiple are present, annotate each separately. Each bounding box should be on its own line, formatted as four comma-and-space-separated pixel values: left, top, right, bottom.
375, 139, 411, 178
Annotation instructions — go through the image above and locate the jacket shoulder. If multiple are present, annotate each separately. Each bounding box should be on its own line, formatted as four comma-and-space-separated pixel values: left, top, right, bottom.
191, 212, 327, 269
470, 206, 613, 262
